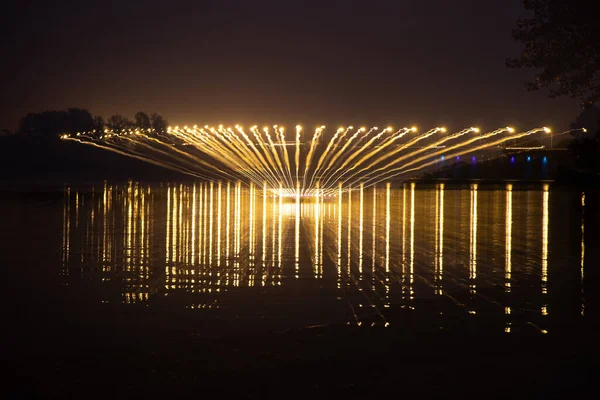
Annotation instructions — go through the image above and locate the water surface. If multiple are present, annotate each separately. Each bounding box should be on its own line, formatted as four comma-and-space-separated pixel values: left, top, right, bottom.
4, 181, 592, 338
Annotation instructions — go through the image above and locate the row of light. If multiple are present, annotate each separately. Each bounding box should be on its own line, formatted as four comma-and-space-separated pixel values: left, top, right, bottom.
62, 126, 556, 141
164, 125, 550, 135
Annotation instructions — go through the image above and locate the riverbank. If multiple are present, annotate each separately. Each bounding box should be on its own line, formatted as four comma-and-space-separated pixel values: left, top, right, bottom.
8, 319, 595, 398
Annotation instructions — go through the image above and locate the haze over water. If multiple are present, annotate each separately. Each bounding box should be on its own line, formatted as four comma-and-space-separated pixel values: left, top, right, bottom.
5, 181, 589, 338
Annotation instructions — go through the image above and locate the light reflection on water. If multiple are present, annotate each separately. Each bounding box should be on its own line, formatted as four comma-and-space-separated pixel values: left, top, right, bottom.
55, 181, 587, 335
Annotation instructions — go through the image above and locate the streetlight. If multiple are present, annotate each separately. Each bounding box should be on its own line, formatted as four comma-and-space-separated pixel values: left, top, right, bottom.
543, 127, 551, 147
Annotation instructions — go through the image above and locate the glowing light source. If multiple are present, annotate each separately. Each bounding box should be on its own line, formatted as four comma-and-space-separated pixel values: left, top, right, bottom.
65, 123, 553, 194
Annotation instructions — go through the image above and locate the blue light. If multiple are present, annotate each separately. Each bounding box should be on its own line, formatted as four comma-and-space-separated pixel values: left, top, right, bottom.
441, 155, 445, 161
456, 156, 460, 161
510, 156, 515, 164
527, 156, 531, 162
472, 156, 476, 163
543, 156, 547, 163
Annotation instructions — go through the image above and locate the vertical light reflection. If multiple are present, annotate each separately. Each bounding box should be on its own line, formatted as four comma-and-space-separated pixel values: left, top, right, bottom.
372, 186, 377, 286
166, 185, 171, 280
198, 183, 204, 267
541, 184, 549, 316
409, 182, 415, 302
236, 181, 241, 259
140, 185, 145, 271
435, 183, 439, 291
249, 182, 254, 262
127, 183, 133, 271
384, 182, 391, 308
249, 182, 256, 287
505, 184, 512, 293
102, 183, 107, 265
62, 187, 71, 279
209, 181, 214, 266
347, 186, 352, 276
202, 183, 207, 265
319, 188, 324, 276
337, 182, 343, 288
402, 184, 406, 300
75, 191, 79, 228
178, 184, 183, 265
469, 183, 478, 295
385, 183, 390, 273
107, 186, 112, 266
359, 183, 364, 275
145, 186, 151, 281
234, 181, 241, 285
315, 182, 320, 275
262, 182, 267, 284
505, 184, 513, 332
181, 186, 187, 266
191, 184, 196, 265
436, 183, 444, 294
581, 192, 585, 316
295, 181, 300, 279
226, 182, 231, 266
272, 188, 276, 282
278, 183, 283, 285
217, 181, 222, 266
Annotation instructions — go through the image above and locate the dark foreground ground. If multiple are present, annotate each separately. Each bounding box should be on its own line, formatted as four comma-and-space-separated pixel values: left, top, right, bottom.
7, 298, 596, 399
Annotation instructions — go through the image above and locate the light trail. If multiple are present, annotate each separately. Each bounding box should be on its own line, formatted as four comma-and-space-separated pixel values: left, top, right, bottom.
64, 125, 549, 194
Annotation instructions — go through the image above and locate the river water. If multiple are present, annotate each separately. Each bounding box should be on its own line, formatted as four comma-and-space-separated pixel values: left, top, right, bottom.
4, 181, 593, 338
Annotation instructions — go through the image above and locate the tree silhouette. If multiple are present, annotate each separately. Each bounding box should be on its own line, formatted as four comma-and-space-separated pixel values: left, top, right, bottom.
150, 112, 168, 133
507, 0, 600, 106
106, 114, 133, 131
16, 108, 95, 139
93, 116, 105, 133
134, 112, 151, 130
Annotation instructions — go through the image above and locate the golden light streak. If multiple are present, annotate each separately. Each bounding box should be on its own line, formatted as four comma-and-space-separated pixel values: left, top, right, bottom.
366, 128, 545, 187
295, 125, 302, 185
68, 125, 551, 200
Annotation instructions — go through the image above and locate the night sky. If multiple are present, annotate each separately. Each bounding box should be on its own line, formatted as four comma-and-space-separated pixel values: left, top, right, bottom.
1, 0, 582, 132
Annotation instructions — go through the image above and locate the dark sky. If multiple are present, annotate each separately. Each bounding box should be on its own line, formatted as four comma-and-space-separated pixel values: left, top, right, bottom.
1, 0, 582, 132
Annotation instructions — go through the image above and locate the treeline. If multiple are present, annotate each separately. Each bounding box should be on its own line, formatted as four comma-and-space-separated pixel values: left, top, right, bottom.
13, 108, 168, 140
